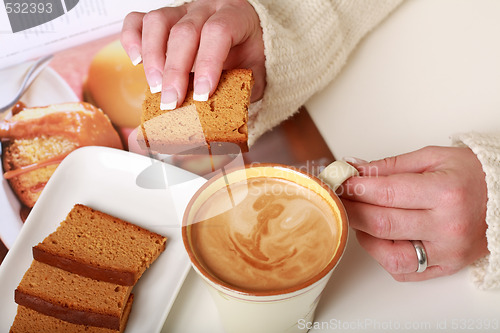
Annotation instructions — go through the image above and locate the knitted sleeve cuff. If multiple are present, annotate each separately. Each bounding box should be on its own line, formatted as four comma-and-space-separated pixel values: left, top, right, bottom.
453, 132, 500, 290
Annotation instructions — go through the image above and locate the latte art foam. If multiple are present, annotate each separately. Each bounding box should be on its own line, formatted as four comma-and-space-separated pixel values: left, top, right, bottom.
191, 177, 338, 292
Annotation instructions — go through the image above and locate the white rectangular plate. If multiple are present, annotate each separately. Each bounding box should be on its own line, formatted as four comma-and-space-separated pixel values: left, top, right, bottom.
0, 146, 206, 332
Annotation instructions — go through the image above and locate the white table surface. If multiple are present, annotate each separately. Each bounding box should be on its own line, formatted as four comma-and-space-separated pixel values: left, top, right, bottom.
306, 0, 500, 161
164, 1, 500, 332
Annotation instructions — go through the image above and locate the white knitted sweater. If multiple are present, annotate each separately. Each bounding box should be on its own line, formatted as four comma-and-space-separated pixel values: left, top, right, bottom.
453, 133, 500, 290
174, 0, 500, 289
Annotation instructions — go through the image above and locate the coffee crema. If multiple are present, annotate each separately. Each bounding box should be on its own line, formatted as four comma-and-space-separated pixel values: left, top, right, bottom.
190, 177, 339, 292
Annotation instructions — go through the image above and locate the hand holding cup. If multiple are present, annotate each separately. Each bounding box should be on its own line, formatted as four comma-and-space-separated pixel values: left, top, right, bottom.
340, 146, 489, 281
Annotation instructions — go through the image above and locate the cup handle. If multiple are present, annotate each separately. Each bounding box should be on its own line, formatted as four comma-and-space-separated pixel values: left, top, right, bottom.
318, 161, 359, 191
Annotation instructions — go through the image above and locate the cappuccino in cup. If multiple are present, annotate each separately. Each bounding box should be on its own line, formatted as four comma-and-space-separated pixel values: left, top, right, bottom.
182, 164, 353, 333
190, 177, 339, 292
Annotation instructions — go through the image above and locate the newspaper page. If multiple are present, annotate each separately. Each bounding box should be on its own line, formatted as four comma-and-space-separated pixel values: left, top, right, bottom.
0, 0, 176, 70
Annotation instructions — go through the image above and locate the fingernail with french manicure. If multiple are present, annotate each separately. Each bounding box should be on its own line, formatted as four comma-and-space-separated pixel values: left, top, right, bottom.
160, 86, 178, 110
147, 70, 163, 94
128, 46, 142, 66
342, 156, 368, 165
193, 76, 211, 101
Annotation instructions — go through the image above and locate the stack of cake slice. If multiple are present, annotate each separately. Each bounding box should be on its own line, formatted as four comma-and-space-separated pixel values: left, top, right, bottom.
10, 204, 167, 332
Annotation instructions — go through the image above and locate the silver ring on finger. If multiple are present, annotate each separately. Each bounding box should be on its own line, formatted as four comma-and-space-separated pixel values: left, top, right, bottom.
410, 240, 428, 273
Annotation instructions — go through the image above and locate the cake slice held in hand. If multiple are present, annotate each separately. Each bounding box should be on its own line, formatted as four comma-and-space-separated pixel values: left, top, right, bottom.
33, 204, 167, 285
139, 69, 253, 154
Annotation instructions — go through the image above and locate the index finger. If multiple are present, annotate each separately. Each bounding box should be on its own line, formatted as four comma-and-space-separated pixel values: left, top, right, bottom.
141, 8, 186, 94
356, 146, 446, 177
341, 172, 443, 209
121, 11, 146, 65
161, 6, 214, 108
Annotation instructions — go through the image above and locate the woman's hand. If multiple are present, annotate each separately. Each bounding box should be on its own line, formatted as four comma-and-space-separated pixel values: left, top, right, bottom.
120, 0, 265, 110
341, 146, 489, 281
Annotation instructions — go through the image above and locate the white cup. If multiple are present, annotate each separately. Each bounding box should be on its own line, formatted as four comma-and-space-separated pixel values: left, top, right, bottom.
182, 162, 357, 333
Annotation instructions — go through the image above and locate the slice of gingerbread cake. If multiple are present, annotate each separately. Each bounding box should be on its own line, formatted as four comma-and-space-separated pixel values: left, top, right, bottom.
14, 260, 133, 330
33, 204, 167, 285
10, 297, 133, 333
